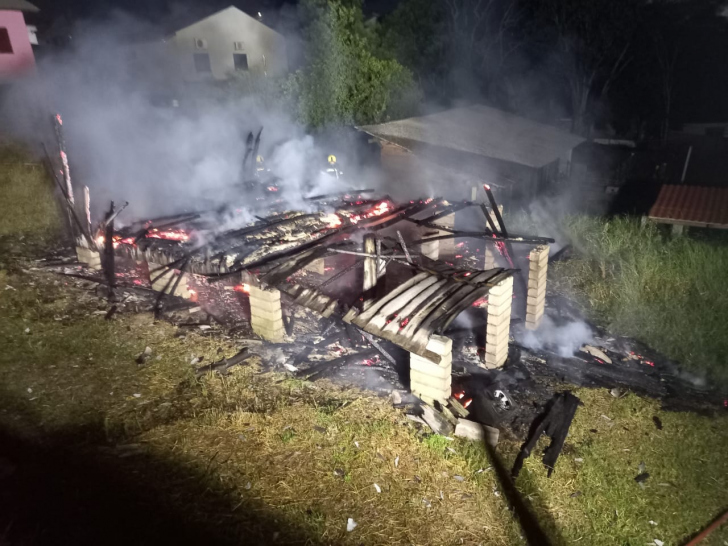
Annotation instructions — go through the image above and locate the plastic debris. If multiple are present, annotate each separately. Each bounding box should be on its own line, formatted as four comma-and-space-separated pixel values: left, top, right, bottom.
454, 475, 465, 482
653, 540, 664, 546
394, 456, 399, 468
24, 328, 30, 334
27, 388, 32, 394
244, 482, 252, 490
373, 483, 381, 493
284, 363, 298, 372
649, 521, 658, 526
132, 393, 142, 398
333, 468, 345, 477
570, 491, 582, 498
638, 461, 647, 473
354, 441, 360, 448
422, 498, 431, 508
575, 458, 584, 463
346, 518, 357, 532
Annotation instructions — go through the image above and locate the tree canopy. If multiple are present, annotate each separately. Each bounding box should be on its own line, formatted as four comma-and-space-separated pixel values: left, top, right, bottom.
284, 0, 422, 130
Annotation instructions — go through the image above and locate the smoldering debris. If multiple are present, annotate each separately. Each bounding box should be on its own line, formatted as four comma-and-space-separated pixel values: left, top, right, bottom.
517, 314, 594, 358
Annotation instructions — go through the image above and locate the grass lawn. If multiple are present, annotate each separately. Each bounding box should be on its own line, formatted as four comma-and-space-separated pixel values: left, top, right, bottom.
553, 216, 728, 387
1, 145, 727, 545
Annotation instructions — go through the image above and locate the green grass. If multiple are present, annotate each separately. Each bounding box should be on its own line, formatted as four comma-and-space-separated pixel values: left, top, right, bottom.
1, 144, 727, 544
0, 144, 62, 238
553, 216, 728, 386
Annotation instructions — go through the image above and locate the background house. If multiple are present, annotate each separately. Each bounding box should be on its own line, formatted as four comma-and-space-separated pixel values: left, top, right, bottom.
130, 6, 288, 85
0, 0, 38, 82
359, 105, 585, 204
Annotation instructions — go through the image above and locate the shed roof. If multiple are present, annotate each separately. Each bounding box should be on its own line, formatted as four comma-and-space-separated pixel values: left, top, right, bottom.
359, 105, 585, 169
0, 0, 39, 12
648, 185, 728, 229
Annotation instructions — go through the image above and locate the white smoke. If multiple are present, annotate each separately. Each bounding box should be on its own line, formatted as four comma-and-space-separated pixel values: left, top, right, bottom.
518, 315, 593, 358
0, 11, 377, 223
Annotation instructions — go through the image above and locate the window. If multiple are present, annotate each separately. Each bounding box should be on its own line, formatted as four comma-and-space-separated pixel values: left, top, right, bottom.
0, 28, 13, 54
233, 41, 244, 51
233, 53, 248, 71
194, 53, 211, 73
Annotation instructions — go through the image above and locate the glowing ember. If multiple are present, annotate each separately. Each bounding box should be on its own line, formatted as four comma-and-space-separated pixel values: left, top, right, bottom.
147, 228, 190, 242
454, 392, 465, 400
321, 213, 342, 228
471, 297, 488, 307
267, 186, 279, 192
188, 288, 198, 302
463, 399, 473, 409
399, 317, 410, 329
95, 234, 135, 249
233, 284, 250, 294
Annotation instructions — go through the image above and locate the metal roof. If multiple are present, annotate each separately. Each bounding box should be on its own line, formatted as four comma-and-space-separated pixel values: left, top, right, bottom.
648, 185, 728, 229
359, 105, 585, 169
0, 0, 39, 12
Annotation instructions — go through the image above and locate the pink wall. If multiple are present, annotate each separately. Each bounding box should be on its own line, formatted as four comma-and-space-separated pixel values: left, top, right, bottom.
0, 10, 36, 81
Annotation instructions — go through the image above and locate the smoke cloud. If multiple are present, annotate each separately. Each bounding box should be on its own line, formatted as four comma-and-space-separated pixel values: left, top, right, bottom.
517, 315, 594, 358
0, 11, 381, 223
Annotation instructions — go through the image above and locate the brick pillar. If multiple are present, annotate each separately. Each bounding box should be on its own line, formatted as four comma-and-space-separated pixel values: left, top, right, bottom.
249, 284, 285, 342
363, 234, 377, 292
438, 213, 456, 258
410, 335, 452, 405
484, 276, 513, 369
526, 245, 549, 330
149, 263, 191, 298
484, 242, 497, 270
420, 230, 439, 260
76, 245, 101, 270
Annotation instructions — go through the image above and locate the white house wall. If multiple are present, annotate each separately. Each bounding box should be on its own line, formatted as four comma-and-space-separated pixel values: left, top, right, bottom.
172, 7, 288, 81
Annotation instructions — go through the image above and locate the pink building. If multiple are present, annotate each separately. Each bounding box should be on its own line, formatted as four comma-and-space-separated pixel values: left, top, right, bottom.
0, 0, 39, 82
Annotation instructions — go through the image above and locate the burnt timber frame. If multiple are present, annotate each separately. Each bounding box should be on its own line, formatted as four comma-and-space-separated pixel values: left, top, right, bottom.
108, 196, 552, 363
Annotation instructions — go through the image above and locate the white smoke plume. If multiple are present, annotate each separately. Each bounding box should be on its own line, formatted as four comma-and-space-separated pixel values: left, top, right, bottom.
0, 11, 380, 224
518, 315, 594, 358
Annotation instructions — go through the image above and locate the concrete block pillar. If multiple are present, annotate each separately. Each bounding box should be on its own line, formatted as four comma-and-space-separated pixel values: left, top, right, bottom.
438, 213, 456, 258
484, 242, 497, 270
363, 234, 377, 292
249, 284, 285, 342
149, 263, 191, 298
420, 232, 440, 261
526, 245, 549, 330
410, 335, 452, 405
484, 276, 513, 369
76, 245, 101, 270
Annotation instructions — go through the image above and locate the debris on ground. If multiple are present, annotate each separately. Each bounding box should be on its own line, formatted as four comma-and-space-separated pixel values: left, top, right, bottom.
454, 418, 484, 441
512, 391, 581, 478
346, 518, 357, 532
